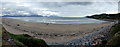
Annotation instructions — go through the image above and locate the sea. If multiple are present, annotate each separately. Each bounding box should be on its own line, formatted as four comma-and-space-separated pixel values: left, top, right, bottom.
7, 17, 107, 24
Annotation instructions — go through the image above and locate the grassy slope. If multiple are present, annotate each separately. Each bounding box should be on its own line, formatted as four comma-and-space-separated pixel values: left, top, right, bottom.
2, 25, 48, 47
110, 24, 120, 36
107, 31, 120, 46
9, 33, 48, 47
106, 24, 120, 47
0, 25, 2, 46
2, 24, 24, 47
86, 13, 120, 47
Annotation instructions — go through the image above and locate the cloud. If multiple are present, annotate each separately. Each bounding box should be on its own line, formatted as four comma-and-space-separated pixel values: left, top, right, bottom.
36, 2, 93, 8
1, 0, 119, 2
17, 3, 31, 7
1, 1, 118, 17
2, 2, 60, 16
66, 2, 92, 5
42, 11, 59, 15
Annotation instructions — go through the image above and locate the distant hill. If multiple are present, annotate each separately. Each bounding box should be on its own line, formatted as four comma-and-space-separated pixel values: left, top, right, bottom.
2, 15, 60, 17
2, 15, 43, 17
86, 13, 120, 20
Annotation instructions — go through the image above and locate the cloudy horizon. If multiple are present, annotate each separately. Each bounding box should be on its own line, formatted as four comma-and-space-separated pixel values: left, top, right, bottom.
0, 0, 119, 17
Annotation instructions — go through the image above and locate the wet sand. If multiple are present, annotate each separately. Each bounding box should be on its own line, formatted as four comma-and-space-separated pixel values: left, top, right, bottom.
2, 18, 112, 44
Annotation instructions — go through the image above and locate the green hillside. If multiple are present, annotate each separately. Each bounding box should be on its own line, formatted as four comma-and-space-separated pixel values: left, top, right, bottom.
0, 24, 2, 46
2, 25, 48, 47
86, 13, 120, 20
86, 13, 120, 47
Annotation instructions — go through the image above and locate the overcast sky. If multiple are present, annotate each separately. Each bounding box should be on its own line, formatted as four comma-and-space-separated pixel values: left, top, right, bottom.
0, 0, 119, 17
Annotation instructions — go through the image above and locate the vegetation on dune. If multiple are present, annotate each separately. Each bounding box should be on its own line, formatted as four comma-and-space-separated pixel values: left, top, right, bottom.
86, 13, 120, 47
105, 24, 120, 47
0, 25, 2, 46
2, 25, 48, 47
2, 25, 15, 47
110, 24, 120, 36
0, 24, 2, 35
107, 31, 120, 47
97, 24, 120, 47
9, 33, 48, 47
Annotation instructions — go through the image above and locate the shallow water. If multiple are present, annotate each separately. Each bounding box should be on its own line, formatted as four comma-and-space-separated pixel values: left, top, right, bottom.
7, 17, 107, 24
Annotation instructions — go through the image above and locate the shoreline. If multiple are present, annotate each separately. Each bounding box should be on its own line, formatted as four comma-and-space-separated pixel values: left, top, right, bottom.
3, 17, 109, 25
2, 17, 114, 45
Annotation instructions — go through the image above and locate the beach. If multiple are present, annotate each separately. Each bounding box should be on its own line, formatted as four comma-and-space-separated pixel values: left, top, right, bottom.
2, 17, 113, 44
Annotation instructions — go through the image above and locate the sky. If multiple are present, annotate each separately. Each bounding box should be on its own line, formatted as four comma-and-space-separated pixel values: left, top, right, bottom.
0, 0, 119, 17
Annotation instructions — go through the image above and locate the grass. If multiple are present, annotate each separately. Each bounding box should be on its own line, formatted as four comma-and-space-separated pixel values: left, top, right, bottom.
8, 33, 48, 47
98, 24, 120, 47
110, 24, 120, 36
106, 24, 120, 47
0, 24, 2, 35
2, 24, 48, 47
0, 24, 2, 46
107, 31, 120, 47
